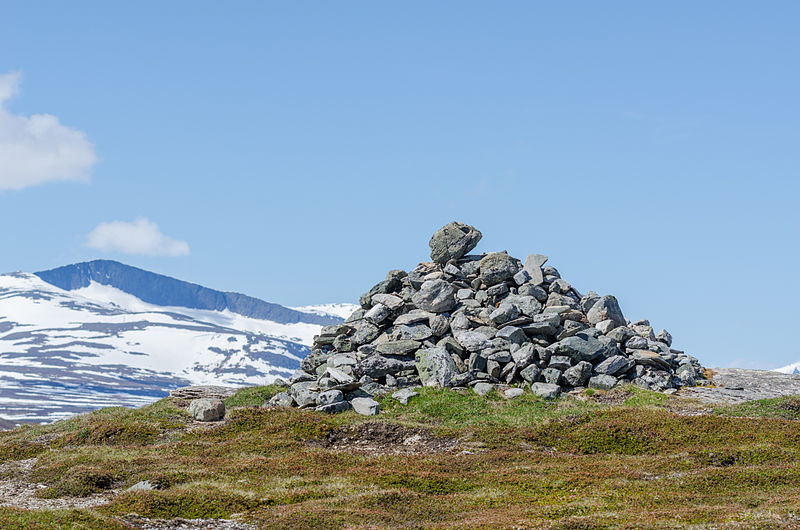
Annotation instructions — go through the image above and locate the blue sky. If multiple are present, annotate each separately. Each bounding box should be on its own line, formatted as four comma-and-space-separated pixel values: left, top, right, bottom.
0, 1, 798, 369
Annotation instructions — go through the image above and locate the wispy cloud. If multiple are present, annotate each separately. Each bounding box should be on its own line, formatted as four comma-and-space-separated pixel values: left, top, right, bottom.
86, 218, 190, 257
0, 71, 98, 191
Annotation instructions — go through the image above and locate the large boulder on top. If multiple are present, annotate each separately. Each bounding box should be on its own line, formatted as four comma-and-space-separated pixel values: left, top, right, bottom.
429, 222, 482, 263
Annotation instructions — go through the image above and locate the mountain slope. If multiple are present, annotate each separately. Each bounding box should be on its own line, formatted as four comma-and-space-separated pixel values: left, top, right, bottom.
35, 260, 340, 326
0, 267, 357, 423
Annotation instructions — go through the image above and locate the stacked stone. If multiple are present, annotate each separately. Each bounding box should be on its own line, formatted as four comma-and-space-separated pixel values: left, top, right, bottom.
270, 222, 704, 414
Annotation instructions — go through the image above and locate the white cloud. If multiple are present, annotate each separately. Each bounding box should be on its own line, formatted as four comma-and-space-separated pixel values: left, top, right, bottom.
0, 71, 98, 191
86, 218, 190, 257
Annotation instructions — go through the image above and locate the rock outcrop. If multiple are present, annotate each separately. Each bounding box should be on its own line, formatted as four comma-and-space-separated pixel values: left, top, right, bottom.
271, 223, 705, 414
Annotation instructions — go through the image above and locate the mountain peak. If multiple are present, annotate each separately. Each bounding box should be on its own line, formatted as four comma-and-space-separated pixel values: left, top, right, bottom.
35, 260, 342, 326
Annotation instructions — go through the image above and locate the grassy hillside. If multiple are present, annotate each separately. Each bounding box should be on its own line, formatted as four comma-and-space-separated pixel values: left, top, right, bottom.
2, 386, 800, 528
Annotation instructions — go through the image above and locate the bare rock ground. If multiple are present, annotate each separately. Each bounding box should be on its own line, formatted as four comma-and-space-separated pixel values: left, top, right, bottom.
679, 368, 800, 405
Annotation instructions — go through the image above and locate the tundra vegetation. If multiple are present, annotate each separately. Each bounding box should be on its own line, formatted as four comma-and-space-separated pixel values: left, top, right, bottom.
2, 385, 800, 528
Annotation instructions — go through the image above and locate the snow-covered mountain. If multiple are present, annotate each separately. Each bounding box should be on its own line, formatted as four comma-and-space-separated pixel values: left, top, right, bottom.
0, 261, 357, 423
775, 362, 800, 375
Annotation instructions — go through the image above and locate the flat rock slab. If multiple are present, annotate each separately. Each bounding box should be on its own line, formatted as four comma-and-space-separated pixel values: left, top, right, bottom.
169, 385, 239, 400
679, 368, 800, 405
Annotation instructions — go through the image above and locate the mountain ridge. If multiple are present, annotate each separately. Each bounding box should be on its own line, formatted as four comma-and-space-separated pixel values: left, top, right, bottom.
35, 260, 339, 326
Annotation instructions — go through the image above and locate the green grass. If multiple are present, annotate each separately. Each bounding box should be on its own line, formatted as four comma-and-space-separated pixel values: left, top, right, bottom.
2, 389, 800, 528
223, 384, 283, 408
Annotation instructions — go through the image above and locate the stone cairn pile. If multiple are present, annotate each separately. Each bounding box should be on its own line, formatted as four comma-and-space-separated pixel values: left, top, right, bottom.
270, 222, 705, 415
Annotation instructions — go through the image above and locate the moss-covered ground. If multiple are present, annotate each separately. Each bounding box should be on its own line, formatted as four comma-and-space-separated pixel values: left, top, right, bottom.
2, 385, 800, 528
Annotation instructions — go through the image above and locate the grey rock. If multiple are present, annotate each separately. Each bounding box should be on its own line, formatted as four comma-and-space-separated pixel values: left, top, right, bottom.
511, 343, 538, 369
625, 336, 649, 350
429, 314, 450, 336
317, 389, 345, 406
595, 319, 617, 334
316, 401, 352, 413
548, 355, 572, 371
289, 370, 316, 384
495, 326, 527, 345
580, 291, 601, 313
360, 278, 401, 309
364, 303, 391, 324
415, 347, 459, 387
630, 350, 671, 370
372, 293, 404, 310
519, 364, 541, 383
127, 480, 156, 492
551, 333, 608, 362
589, 375, 618, 390
455, 331, 490, 352
412, 279, 457, 313
267, 391, 294, 408
486, 359, 502, 378
523, 254, 548, 285
486, 282, 510, 298
357, 355, 407, 378
394, 309, 434, 325
531, 382, 560, 399
392, 387, 419, 405
351, 397, 380, 416
541, 367, 562, 385
473, 382, 495, 396
376, 340, 421, 356
395, 324, 434, 341
457, 288, 474, 300
352, 322, 381, 345
562, 361, 592, 387
503, 388, 525, 399
606, 326, 635, 344
586, 295, 626, 328
656, 329, 673, 346
519, 283, 549, 302
429, 222, 483, 263
480, 252, 520, 286
188, 398, 225, 422
549, 278, 572, 295
327, 354, 357, 369
490, 302, 520, 325
513, 269, 531, 286
594, 355, 634, 376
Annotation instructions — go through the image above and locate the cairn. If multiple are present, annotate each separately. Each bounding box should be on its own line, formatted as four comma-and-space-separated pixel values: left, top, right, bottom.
270, 222, 704, 414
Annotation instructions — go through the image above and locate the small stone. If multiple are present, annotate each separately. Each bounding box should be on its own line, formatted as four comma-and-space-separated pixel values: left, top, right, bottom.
351, 397, 380, 416
127, 481, 156, 492
656, 329, 673, 346
588, 375, 618, 390
267, 391, 294, 408
551, 333, 608, 362
455, 331, 490, 352
595, 319, 617, 334
473, 382, 494, 396
429, 222, 483, 264
513, 269, 531, 286
317, 390, 345, 406
495, 326, 527, 345
392, 387, 419, 405
548, 355, 572, 371
562, 361, 592, 387
487, 282, 510, 298
531, 382, 560, 399
541, 367, 562, 385
372, 293, 404, 310
376, 340, 421, 356
594, 355, 634, 376
429, 314, 450, 336
523, 254, 548, 285
188, 398, 225, 422
394, 324, 434, 341
364, 303, 391, 324
457, 288, 474, 300
503, 388, 525, 399
490, 302, 520, 325
316, 401, 352, 413
357, 355, 408, 378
